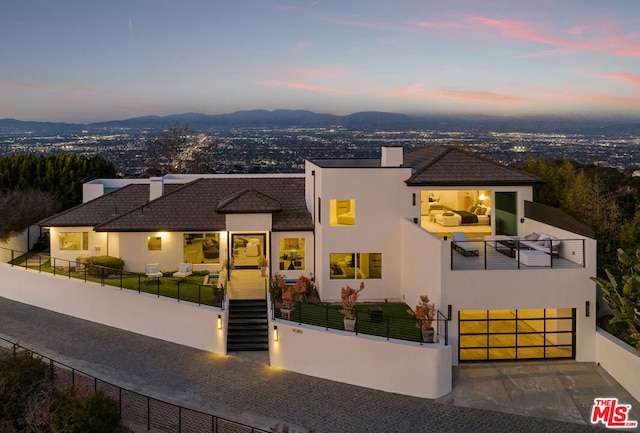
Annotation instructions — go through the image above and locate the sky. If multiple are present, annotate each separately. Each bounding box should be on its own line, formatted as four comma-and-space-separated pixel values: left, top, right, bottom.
2, 0, 640, 123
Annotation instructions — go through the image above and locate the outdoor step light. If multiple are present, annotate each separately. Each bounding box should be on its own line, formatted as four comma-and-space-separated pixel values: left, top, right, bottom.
217, 314, 222, 330
273, 325, 278, 342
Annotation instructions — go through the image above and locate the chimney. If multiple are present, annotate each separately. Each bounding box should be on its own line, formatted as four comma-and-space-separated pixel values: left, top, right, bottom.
149, 177, 164, 201
381, 146, 403, 167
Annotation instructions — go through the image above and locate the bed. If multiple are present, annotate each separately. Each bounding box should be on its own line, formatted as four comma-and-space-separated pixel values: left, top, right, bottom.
434, 206, 491, 227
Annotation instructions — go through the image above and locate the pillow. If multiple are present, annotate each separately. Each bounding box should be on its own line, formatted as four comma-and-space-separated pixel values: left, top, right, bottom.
524, 233, 540, 241
479, 207, 487, 215
203, 238, 214, 248
469, 206, 477, 214
147, 265, 158, 273
485, 207, 491, 215
443, 211, 455, 216
473, 207, 482, 215
543, 240, 552, 248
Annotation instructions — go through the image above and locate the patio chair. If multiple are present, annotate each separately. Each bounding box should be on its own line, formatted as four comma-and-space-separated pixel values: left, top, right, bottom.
173, 263, 193, 279
452, 232, 479, 257
145, 263, 163, 279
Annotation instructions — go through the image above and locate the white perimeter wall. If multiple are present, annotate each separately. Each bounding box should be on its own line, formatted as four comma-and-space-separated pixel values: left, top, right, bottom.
269, 319, 452, 399
0, 263, 226, 354
595, 329, 640, 401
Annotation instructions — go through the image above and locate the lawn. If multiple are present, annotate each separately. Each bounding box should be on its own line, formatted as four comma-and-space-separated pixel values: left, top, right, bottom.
12, 257, 222, 307
279, 301, 425, 343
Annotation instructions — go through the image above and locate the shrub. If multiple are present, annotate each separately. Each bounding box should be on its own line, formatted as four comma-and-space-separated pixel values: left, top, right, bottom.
52, 387, 119, 433
85, 255, 125, 276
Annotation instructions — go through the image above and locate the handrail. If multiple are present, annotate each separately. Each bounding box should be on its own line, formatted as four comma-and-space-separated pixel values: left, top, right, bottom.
273, 300, 449, 346
1, 247, 224, 309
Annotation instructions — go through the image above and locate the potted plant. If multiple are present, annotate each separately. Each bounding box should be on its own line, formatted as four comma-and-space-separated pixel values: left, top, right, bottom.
280, 275, 309, 320
258, 255, 269, 277
222, 257, 234, 277
340, 282, 364, 331
407, 295, 436, 343
269, 273, 285, 305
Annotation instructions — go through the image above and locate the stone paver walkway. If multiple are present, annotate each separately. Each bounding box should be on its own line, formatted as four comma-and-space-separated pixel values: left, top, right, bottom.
0, 297, 635, 432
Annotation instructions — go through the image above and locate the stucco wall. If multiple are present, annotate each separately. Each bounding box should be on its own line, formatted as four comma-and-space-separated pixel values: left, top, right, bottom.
269, 319, 452, 399
595, 329, 640, 402
0, 263, 226, 354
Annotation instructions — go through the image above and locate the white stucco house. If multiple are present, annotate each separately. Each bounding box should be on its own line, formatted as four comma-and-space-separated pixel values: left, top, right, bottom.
38, 145, 597, 370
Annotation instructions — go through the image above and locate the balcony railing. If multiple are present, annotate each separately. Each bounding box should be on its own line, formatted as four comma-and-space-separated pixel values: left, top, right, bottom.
2, 247, 224, 308
450, 237, 586, 271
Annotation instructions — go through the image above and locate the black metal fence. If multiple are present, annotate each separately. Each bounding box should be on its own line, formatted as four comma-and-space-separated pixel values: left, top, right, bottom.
2, 247, 224, 308
272, 301, 449, 345
0, 336, 268, 433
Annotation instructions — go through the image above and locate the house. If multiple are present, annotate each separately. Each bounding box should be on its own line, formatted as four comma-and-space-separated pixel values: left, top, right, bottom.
39, 145, 597, 368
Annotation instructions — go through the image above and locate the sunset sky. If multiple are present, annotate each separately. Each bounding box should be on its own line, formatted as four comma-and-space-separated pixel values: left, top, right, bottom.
2, 0, 640, 123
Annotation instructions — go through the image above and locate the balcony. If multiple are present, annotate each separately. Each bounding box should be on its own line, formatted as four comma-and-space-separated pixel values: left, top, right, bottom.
450, 237, 586, 271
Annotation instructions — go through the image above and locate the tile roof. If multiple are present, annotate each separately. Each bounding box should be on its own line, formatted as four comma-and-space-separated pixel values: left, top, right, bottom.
38, 184, 178, 227
95, 176, 313, 232
404, 146, 543, 186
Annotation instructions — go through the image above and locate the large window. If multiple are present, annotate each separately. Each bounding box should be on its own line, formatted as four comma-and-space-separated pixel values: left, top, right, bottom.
329, 252, 381, 279
183, 233, 220, 264
59, 232, 88, 251
330, 199, 355, 226
279, 238, 305, 270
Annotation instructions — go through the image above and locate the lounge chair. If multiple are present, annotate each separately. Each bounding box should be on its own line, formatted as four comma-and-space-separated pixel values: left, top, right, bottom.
452, 232, 479, 257
145, 263, 163, 278
173, 263, 193, 279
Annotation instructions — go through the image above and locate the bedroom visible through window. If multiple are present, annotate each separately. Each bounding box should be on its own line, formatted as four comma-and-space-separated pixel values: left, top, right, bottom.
330, 252, 381, 279
59, 232, 88, 251
330, 199, 355, 226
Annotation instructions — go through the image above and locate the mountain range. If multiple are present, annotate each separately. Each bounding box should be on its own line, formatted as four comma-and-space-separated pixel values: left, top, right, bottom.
1, 109, 639, 136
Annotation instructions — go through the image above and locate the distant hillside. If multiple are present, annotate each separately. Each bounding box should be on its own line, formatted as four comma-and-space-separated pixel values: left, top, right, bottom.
1, 110, 639, 135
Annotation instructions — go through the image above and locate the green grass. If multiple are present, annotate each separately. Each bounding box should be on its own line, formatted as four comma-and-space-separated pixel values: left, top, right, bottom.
281, 302, 424, 343
14, 258, 222, 307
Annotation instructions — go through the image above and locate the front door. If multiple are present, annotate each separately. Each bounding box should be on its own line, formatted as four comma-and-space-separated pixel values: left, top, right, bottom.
231, 233, 266, 269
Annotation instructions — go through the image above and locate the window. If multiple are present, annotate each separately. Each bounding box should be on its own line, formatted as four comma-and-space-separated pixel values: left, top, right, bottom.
329, 252, 381, 279
59, 232, 88, 251
330, 199, 355, 226
183, 232, 220, 263
147, 236, 162, 251
279, 238, 305, 270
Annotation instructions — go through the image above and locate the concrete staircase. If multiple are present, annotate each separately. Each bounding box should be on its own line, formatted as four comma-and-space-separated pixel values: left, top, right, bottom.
226, 299, 269, 352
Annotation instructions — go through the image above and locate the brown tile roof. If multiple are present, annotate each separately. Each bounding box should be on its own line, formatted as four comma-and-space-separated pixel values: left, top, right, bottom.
404, 146, 543, 186
95, 177, 312, 232
38, 184, 177, 227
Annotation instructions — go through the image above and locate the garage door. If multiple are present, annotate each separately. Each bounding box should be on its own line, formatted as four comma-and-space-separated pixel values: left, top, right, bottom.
459, 308, 575, 361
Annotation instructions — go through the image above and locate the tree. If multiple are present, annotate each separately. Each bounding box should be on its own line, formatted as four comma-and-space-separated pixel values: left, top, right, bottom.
591, 249, 640, 350
0, 190, 59, 242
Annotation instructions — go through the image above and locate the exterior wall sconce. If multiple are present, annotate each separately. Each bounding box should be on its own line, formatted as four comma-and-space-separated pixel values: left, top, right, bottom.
520, 218, 525, 223
586, 301, 590, 317
217, 314, 222, 330
273, 325, 279, 342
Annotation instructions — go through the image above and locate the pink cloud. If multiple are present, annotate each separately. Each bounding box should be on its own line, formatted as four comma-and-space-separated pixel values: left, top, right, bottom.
278, 66, 342, 80
594, 72, 640, 86
383, 83, 525, 104
254, 78, 350, 95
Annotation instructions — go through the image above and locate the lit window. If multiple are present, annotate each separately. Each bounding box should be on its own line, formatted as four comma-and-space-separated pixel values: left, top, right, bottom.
330, 252, 382, 279
148, 236, 162, 251
59, 232, 88, 251
183, 232, 220, 263
357, 253, 382, 279
279, 238, 305, 270
330, 199, 355, 226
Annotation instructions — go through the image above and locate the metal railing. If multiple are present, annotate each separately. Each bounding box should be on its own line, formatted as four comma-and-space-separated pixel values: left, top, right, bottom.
272, 301, 449, 345
0, 336, 268, 433
2, 247, 224, 309
450, 238, 586, 271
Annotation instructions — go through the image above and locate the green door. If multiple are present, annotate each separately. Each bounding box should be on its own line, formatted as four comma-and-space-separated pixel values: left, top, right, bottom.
494, 192, 518, 236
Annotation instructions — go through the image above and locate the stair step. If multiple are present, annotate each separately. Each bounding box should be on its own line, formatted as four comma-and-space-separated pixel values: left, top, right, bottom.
226, 297, 269, 352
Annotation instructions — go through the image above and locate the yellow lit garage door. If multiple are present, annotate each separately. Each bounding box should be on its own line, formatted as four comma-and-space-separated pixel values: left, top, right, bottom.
459, 308, 575, 361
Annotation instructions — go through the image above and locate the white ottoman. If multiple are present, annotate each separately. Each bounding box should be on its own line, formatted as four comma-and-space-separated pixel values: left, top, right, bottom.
516, 250, 550, 267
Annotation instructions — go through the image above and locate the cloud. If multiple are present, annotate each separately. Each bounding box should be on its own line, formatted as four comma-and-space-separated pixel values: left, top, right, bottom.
383, 83, 525, 104
593, 72, 640, 86
0, 79, 105, 94
254, 78, 350, 94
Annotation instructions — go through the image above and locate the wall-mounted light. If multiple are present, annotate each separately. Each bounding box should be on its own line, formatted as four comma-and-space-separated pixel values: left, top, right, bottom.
217, 314, 222, 330
520, 218, 525, 223
412, 193, 416, 206
273, 325, 279, 342
586, 301, 590, 317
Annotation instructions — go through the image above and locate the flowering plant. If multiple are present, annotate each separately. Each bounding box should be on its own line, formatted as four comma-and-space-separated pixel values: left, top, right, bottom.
269, 273, 286, 301
282, 275, 310, 309
407, 295, 436, 331
340, 282, 365, 320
